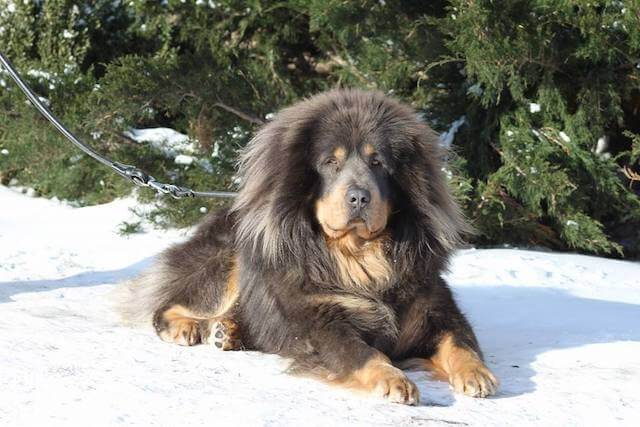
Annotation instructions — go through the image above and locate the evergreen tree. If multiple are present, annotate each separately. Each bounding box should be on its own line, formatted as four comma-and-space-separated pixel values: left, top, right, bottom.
1, 0, 638, 256
438, 0, 640, 255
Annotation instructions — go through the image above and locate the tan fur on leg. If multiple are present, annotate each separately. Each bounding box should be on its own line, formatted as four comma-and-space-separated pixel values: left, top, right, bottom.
335, 353, 419, 405
428, 333, 498, 397
215, 257, 240, 317
157, 305, 202, 346
157, 304, 242, 349
155, 257, 242, 347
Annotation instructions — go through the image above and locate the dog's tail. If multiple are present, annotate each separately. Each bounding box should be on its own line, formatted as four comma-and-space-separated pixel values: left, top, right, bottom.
111, 261, 172, 327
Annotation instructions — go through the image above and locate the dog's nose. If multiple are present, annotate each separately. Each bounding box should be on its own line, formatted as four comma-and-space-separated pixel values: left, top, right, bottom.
346, 186, 370, 212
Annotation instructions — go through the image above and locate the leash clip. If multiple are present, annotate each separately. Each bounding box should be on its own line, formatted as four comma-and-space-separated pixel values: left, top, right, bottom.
112, 162, 153, 187
148, 180, 194, 199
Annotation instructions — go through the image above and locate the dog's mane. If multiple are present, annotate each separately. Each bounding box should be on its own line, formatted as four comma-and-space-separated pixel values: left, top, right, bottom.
230, 88, 470, 281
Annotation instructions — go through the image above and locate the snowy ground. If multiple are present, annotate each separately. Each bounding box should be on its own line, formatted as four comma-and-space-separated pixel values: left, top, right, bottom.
1, 185, 639, 426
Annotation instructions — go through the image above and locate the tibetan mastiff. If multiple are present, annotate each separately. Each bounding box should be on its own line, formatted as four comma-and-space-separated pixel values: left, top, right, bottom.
116, 88, 498, 405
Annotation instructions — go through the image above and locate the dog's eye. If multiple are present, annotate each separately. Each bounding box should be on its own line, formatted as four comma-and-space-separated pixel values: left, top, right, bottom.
325, 157, 338, 166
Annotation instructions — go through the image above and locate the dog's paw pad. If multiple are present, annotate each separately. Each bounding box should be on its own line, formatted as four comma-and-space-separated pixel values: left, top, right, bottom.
202, 318, 242, 351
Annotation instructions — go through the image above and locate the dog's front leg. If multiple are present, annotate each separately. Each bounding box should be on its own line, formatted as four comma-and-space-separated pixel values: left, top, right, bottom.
285, 315, 419, 405
392, 279, 499, 398
240, 274, 418, 404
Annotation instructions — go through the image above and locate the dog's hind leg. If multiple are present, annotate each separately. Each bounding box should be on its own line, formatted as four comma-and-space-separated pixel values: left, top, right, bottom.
152, 259, 242, 349
115, 209, 243, 349
153, 305, 242, 349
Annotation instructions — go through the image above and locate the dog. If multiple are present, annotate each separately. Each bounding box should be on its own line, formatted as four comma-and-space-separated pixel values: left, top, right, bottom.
116, 88, 498, 405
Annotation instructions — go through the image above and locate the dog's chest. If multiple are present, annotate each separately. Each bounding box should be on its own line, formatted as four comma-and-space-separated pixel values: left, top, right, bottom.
328, 291, 401, 346
327, 234, 394, 293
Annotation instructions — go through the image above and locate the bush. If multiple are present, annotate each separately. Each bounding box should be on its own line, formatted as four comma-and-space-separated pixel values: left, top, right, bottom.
1, 0, 639, 257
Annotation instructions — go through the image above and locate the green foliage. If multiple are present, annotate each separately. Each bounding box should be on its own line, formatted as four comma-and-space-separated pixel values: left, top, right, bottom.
1, 0, 639, 257
438, 0, 640, 256
623, 131, 640, 164
117, 220, 143, 236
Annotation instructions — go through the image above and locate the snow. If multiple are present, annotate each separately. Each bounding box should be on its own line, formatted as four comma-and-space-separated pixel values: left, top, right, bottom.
212, 141, 220, 158
559, 131, 571, 142
466, 83, 483, 97
124, 128, 215, 170
439, 116, 466, 148
31, 95, 50, 107
174, 154, 194, 165
1, 185, 640, 426
123, 127, 196, 157
27, 69, 60, 83
595, 135, 610, 159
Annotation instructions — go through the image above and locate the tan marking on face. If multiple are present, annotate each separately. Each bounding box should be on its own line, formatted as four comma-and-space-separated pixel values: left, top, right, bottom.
427, 333, 499, 397
361, 198, 391, 239
333, 146, 347, 161
331, 352, 419, 405
315, 184, 351, 239
326, 232, 393, 292
362, 143, 376, 156
315, 189, 390, 240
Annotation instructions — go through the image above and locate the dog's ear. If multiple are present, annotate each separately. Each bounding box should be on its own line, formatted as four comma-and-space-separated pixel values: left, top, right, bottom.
391, 120, 472, 262
232, 116, 318, 267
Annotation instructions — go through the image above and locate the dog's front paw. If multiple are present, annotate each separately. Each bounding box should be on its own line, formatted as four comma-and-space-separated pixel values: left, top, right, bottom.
449, 362, 498, 398
373, 369, 420, 405
361, 362, 419, 405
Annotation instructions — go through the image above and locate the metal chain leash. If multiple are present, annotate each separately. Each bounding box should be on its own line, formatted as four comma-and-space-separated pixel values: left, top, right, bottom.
0, 52, 237, 199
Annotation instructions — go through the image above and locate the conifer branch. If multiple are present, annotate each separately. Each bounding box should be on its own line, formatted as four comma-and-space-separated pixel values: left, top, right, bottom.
622, 166, 640, 188
212, 100, 265, 126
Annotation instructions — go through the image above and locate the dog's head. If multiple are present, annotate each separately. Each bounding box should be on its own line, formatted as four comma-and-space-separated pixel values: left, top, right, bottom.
232, 89, 469, 268
312, 115, 393, 241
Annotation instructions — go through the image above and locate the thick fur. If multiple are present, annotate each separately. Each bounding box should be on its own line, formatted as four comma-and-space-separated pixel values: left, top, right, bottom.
115, 89, 498, 404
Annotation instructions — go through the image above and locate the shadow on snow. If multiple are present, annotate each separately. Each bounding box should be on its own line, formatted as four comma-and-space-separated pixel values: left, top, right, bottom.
0, 256, 154, 303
